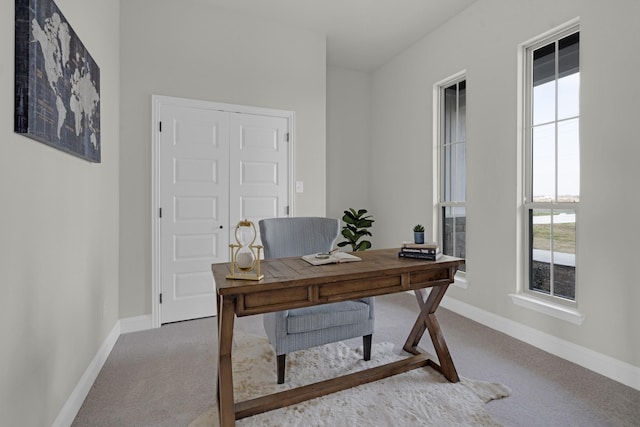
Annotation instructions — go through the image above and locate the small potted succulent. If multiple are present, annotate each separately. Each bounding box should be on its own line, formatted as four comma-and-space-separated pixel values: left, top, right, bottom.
413, 224, 425, 244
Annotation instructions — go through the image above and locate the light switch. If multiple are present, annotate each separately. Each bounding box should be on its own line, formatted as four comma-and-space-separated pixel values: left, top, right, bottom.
296, 181, 304, 193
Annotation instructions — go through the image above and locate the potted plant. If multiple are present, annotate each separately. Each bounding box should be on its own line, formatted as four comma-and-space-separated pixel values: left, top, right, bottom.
338, 208, 375, 251
413, 224, 425, 244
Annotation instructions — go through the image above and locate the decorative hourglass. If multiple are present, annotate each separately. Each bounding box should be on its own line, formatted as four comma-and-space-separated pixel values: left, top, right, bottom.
226, 219, 264, 280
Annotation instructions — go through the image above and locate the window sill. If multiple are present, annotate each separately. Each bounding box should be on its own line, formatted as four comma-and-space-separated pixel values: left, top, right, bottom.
509, 293, 585, 325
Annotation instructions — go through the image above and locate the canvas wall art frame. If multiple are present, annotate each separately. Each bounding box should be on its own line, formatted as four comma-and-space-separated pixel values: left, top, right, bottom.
14, 0, 101, 163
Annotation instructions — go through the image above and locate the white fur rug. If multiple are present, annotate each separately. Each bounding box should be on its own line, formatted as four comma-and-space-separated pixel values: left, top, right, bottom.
190, 333, 510, 426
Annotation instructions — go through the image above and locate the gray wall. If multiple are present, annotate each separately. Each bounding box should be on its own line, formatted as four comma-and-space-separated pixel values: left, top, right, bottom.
326, 67, 372, 223
369, 0, 640, 367
0, 0, 120, 425
119, 0, 327, 318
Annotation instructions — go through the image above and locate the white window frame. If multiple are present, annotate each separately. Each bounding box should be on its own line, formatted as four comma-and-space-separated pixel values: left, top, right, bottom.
433, 71, 467, 286
512, 18, 584, 324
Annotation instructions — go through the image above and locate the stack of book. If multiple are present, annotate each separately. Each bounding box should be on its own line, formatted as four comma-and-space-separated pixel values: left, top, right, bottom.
398, 241, 442, 260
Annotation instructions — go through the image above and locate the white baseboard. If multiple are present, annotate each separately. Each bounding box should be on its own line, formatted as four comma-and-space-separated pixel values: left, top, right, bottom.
53, 315, 155, 426
441, 295, 640, 391
51, 321, 121, 427
120, 314, 154, 334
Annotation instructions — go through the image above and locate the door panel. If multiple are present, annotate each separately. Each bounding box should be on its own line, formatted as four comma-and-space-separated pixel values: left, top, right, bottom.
229, 113, 289, 228
160, 106, 229, 324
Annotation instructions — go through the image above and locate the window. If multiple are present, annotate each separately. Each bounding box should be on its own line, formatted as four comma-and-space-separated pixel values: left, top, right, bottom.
524, 26, 579, 303
438, 77, 466, 273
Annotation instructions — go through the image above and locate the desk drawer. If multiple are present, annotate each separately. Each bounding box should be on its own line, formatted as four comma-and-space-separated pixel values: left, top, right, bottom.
409, 268, 451, 286
319, 275, 404, 299
241, 287, 309, 314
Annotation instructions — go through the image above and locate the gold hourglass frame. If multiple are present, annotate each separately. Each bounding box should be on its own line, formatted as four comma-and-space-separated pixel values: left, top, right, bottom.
226, 219, 264, 280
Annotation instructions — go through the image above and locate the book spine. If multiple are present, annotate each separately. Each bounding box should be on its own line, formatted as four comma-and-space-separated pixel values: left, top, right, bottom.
398, 252, 440, 260
400, 247, 438, 254
401, 244, 439, 250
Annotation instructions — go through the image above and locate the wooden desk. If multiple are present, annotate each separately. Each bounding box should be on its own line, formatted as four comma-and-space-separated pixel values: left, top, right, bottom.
212, 248, 464, 426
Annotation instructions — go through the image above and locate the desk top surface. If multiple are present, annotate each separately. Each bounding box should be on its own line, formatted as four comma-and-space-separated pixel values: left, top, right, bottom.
212, 248, 464, 296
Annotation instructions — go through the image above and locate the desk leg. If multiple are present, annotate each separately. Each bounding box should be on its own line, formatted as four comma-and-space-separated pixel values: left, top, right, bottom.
217, 295, 236, 427
216, 294, 221, 406
403, 286, 459, 383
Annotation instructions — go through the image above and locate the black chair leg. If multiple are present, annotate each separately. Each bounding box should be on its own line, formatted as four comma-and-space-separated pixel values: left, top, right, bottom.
277, 354, 286, 384
363, 334, 372, 361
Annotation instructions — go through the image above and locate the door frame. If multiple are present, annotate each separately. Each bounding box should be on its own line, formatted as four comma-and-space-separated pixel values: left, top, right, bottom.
151, 95, 295, 327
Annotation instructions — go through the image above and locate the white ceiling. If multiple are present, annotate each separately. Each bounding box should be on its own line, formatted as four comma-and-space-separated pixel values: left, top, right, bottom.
204, 0, 478, 72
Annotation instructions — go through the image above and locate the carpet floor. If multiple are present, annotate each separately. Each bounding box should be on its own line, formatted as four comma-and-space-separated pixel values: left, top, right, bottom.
72, 293, 640, 426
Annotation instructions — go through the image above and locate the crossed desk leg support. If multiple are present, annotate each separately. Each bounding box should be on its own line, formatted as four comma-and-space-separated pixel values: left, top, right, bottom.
403, 286, 459, 383
216, 287, 458, 427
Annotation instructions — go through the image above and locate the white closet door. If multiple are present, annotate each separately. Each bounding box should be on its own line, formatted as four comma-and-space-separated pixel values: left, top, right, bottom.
156, 98, 292, 325
159, 105, 229, 324
229, 113, 290, 239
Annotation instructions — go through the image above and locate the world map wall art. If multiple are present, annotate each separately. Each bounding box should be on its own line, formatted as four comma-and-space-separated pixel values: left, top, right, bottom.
15, 0, 101, 162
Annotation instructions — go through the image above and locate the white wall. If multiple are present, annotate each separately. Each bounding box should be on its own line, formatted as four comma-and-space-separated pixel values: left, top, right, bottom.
0, 0, 120, 425
326, 67, 372, 225
370, 0, 640, 367
119, 0, 327, 318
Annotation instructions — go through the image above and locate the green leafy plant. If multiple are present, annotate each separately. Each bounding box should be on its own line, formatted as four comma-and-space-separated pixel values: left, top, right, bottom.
338, 208, 375, 251
413, 224, 425, 232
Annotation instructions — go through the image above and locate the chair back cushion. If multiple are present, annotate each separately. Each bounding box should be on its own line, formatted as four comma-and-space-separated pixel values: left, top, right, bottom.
259, 217, 340, 259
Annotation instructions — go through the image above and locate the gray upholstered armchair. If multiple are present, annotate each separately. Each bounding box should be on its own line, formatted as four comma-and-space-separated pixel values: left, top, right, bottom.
258, 217, 375, 384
